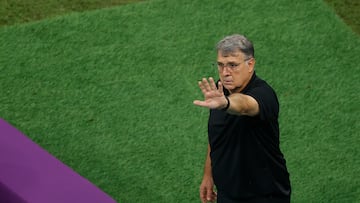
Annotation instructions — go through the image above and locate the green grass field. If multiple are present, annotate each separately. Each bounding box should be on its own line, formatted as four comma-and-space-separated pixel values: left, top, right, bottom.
324, 0, 360, 34
0, 0, 359, 202
1, 0, 360, 35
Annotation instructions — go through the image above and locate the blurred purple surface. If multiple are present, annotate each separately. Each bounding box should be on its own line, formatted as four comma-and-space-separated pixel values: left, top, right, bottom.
0, 118, 116, 203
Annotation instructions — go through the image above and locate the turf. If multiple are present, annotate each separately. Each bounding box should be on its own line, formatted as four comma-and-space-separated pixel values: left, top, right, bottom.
0, 0, 145, 26
1, 0, 360, 36
324, 0, 360, 34
0, 0, 359, 202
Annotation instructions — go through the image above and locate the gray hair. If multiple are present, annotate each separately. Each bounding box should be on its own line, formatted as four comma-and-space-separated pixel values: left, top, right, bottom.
216, 34, 255, 59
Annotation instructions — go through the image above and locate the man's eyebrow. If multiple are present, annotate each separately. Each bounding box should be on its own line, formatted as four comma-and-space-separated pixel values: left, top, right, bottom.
217, 60, 238, 64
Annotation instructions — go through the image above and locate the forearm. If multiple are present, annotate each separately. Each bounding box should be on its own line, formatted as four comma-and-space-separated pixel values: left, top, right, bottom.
225, 93, 259, 116
200, 144, 216, 202
203, 144, 212, 178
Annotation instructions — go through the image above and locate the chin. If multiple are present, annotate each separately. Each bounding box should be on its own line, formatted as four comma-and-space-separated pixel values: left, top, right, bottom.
225, 84, 242, 93
223, 84, 234, 91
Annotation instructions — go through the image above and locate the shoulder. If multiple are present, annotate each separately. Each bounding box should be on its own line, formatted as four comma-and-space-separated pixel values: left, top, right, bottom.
246, 75, 277, 97
245, 75, 279, 120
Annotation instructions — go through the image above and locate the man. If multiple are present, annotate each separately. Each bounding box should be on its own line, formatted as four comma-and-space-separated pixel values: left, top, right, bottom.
193, 34, 291, 203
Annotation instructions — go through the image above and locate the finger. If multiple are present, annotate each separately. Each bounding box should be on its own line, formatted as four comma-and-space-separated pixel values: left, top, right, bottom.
213, 191, 218, 201
218, 81, 224, 94
209, 77, 217, 90
193, 100, 210, 108
207, 189, 215, 201
200, 195, 207, 203
202, 78, 211, 91
198, 80, 204, 89
199, 189, 207, 203
206, 190, 217, 202
198, 81, 208, 95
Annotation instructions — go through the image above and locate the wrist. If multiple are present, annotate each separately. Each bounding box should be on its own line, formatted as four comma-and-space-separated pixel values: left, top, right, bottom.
221, 96, 230, 111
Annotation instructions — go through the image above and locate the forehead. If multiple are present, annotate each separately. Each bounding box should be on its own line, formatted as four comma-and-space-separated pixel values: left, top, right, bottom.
217, 51, 245, 61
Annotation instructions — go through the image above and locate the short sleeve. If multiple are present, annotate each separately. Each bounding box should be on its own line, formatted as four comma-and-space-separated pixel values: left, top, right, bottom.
246, 85, 279, 120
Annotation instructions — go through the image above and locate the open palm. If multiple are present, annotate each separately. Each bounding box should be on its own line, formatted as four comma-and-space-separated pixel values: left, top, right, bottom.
193, 77, 227, 109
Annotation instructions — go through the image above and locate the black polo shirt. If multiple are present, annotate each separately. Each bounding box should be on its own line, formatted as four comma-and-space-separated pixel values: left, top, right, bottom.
208, 73, 291, 200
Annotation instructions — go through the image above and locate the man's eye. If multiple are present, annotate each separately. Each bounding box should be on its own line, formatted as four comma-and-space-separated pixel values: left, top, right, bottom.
229, 64, 237, 68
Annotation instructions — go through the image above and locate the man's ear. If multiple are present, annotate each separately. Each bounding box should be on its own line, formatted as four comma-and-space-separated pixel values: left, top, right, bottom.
247, 58, 256, 72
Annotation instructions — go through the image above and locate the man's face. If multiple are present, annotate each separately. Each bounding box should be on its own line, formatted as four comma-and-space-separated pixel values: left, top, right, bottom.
217, 51, 255, 93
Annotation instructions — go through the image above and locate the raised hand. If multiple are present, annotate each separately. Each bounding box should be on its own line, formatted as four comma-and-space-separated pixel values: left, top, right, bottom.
193, 77, 228, 109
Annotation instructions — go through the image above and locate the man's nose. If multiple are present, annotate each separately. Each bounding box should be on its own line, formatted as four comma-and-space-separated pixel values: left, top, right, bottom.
221, 66, 231, 75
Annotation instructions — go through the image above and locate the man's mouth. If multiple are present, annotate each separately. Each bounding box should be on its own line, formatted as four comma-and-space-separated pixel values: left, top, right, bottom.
223, 80, 232, 85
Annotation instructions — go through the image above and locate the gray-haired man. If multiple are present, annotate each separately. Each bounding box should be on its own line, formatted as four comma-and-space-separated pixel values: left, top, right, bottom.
194, 34, 291, 203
